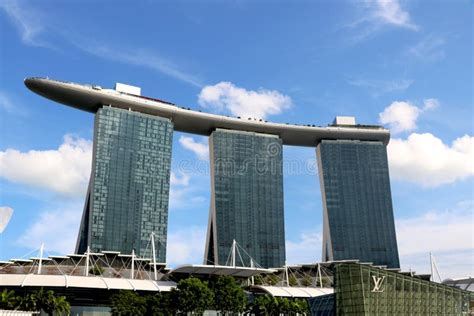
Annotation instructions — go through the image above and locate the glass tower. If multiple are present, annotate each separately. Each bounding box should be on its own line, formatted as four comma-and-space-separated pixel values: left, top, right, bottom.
317, 140, 400, 268
76, 106, 173, 262
205, 129, 285, 268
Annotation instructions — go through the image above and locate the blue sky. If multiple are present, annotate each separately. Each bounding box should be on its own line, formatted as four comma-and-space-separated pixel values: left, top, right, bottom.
0, 0, 472, 279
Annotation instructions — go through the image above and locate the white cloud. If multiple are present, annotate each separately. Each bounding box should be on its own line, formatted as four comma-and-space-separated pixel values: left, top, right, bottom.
347, 0, 417, 43
1, 0, 201, 87
422, 98, 439, 110
0, 206, 14, 233
0, 92, 15, 113
166, 226, 206, 267
169, 166, 207, 211
0, 135, 92, 197
0, 0, 50, 47
379, 101, 421, 133
198, 82, 292, 119
0, 91, 28, 117
407, 35, 445, 62
179, 136, 209, 161
348, 78, 413, 96
379, 99, 438, 134
78, 44, 203, 88
397, 201, 474, 278
388, 133, 474, 187
286, 231, 322, 264
170, 171, 190, 186
169, 185, 207, 211
18, 202, 83, 254
366, 0, 418, 30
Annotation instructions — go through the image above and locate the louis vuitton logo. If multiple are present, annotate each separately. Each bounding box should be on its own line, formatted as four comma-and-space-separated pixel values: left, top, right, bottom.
371, 275, 386, 292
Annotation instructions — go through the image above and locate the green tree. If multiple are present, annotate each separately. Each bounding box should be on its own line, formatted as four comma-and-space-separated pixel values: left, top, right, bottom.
210, 276, 247, 315
111, 290, 147, 316
16, 293, 37, 311
294, 298, 309, 314
317, 276, 332, 288
0, 289, 18, 309
172, 277, 213, 315
145, 292, 175, 316
288, 275, 298, 287
262, 274, 279, 286
52, 295, 71, 315
301, 275, 313, 287
248, 295, 272, 315
249, 295, 309, 315
30, 288, 70, 316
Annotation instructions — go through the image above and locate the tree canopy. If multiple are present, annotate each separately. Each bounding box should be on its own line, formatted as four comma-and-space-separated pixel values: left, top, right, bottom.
0, 288, 70, 316
111, 290, 147, 316
210, 276, 248, 314
172, 277, 214, 315
249, 295, 309, 315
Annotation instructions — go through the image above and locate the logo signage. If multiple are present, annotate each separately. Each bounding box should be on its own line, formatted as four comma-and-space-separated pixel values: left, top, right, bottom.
371, 275, 386, 293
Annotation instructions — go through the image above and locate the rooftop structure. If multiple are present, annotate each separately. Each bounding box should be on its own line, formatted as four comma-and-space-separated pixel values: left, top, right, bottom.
443, 277, 474, 292
24, 78, 390, 146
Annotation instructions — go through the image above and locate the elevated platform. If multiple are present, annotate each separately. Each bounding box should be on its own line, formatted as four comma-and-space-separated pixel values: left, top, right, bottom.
25, 77, 390, 146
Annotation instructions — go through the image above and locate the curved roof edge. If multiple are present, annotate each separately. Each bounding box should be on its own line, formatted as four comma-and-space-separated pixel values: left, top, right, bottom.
0, 273, 176, 292
24, 77, 390, 146
251, 285, 334, 298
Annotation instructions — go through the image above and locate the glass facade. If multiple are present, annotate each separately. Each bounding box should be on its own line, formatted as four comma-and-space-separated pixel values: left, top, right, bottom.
308, 294, 335, 316
205, 129, 285, 268
334, 263, 471, 315
317, 140, 399, 268
76, 106, 173, 262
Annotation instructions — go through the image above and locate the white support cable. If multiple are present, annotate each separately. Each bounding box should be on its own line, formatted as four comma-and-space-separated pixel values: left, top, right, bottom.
236, 246, 245, 268
0, 248, 38, 272
430, 252, 443, 283
38, 243, 44, 275
235, 242, 263, 269
47, 255, 69, 276
85, 246, 90, 277
232, 239, 236, 267
317, 263, 323, 288
250, 259, 255, 286
225, 247, 233, 266
151, 232, 158, 280
70, 256, 85, 276
20, 274, 32, 287
131, 249, 135, 280
430, 252, 434, 282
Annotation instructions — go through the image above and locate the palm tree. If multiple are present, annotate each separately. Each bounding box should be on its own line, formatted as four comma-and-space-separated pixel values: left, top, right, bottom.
53, 295, 71, 315
30, 288, 70, 316
16, 293, 37, 311
0, 289, 17, 309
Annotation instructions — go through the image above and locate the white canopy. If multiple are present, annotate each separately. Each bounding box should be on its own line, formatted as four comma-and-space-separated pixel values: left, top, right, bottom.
0, 274, 176, 292
170, 264, 276, 278
252, 285, 333, 298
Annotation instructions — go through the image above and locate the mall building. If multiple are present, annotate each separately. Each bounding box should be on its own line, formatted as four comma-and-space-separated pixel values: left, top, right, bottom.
0, 253, 471, 315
